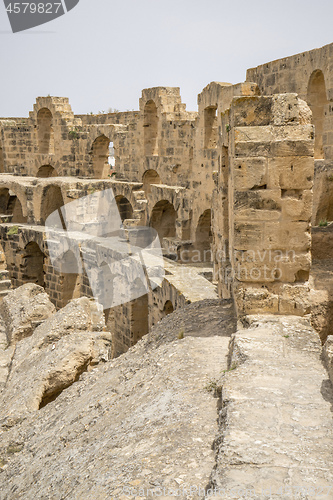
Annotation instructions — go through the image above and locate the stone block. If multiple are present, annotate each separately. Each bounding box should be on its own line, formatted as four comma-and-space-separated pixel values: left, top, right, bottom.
264, 221, 311, 251
268, 156, 314, 189
232, 157, 267, 191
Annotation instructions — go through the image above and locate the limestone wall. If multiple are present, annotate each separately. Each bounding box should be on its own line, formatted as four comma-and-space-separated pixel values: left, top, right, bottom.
247, 43, 333, 162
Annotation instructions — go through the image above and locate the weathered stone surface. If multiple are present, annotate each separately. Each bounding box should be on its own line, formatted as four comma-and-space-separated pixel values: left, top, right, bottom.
0, 283, 55, 346
0, 335, 230, 499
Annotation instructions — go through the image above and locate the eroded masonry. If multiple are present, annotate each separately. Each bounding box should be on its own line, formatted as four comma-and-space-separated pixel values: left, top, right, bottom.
0, 42, 333, 355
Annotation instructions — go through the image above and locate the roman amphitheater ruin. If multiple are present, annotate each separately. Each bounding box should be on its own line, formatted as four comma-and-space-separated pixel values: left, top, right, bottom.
0, 42, 333, 498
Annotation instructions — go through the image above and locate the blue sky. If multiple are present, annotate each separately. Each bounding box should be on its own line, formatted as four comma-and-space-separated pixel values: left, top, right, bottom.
1, 0, 333, 116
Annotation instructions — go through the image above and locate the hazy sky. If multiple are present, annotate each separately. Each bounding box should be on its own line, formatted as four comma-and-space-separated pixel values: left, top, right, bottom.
1, 0, 333, 117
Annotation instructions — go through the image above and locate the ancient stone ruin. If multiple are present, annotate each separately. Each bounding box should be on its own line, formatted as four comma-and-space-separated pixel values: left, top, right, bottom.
0, 42, 333, 498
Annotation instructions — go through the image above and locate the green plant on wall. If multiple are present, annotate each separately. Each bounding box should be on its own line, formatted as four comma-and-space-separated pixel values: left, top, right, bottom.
69, 128, 80, 140
7, 226, 19, 236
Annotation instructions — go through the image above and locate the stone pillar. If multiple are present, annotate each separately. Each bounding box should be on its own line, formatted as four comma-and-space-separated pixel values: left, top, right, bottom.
225, 94, 314, 315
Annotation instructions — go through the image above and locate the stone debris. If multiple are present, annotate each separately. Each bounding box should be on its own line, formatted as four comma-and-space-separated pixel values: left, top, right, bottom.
0, 283, 56, 346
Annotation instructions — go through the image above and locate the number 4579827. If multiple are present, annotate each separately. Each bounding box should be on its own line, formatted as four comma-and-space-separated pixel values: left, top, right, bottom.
5, 3, 62, 14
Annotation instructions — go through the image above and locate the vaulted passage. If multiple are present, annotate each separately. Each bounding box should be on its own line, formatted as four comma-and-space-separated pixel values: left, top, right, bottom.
91, 135, 110, 178
40, 185, 65, 224
150, 200, 177, 242
115, 195, 134, 222
143, 169, 161, 195
37, 165, 56, 178
144, 100, 158, 156
130, 278, 149, 345
195, 209, 212, 262
37, 108, 54, 155
55, 250, 81, 307
162, 300, 174, 318
0, 188, 27, 223
22, 242, 45, 287
307, 70, 328, 159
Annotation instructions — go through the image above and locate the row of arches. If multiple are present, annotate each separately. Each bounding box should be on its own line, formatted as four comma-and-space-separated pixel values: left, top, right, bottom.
0, 183, 213, 262
9, 73, 333, 176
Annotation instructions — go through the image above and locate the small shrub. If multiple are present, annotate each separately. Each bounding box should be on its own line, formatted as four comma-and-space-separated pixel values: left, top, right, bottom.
178, 330, 184, 340
204, 378, 222, 395
319, 220, 328, 227
223, 362, 237, 373
7, 226, 19, 236
69, 129, 80, 140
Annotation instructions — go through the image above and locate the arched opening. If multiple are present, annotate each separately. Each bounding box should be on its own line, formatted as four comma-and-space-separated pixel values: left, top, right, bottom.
108, 142, 115, 167
97, 261, 115, 311
22, 242, 45, 287
143, 169, 161, 195
162, 300, 174, 318
36, 165, 56, 178
40, 185, 65, 224
91, 135, 110, 178
144, 100, 158, 156
55, 250, 81, 306
0, 188, 27, 223
115, 195, 134, 222
130, 278, 149, 345
307, 70, 328, 159
37, 108, 54, 155
204, 106, 218, 149
195, 209, 213, 262
150, 200, 177, 242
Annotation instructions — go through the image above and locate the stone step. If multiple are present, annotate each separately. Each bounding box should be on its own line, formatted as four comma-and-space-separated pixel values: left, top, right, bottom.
123, 219, 141, 229
132, 190, 147, 201
0, 280, 11, 292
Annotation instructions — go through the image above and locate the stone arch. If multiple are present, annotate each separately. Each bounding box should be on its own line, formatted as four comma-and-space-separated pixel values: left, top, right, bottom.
91, 135, 110, 178
40, 185, 65, 224
0, 188, 27, 223
204, 106, 218, 149
144, 100, 159, 156
36, 165, 56, 178
37, 108, 54, 155
143, 169, 161, 195
150, 200, 177, 241
307, 70, 328, 159
115, 195, 134, 222
22, 242, 45, 287
162, 300, 174, 318
55, 250, 81, 307
195, 209, 212, 262
130, 278, 149, 345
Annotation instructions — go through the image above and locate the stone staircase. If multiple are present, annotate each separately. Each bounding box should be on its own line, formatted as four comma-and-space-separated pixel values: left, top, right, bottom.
123, 189, 147, 229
